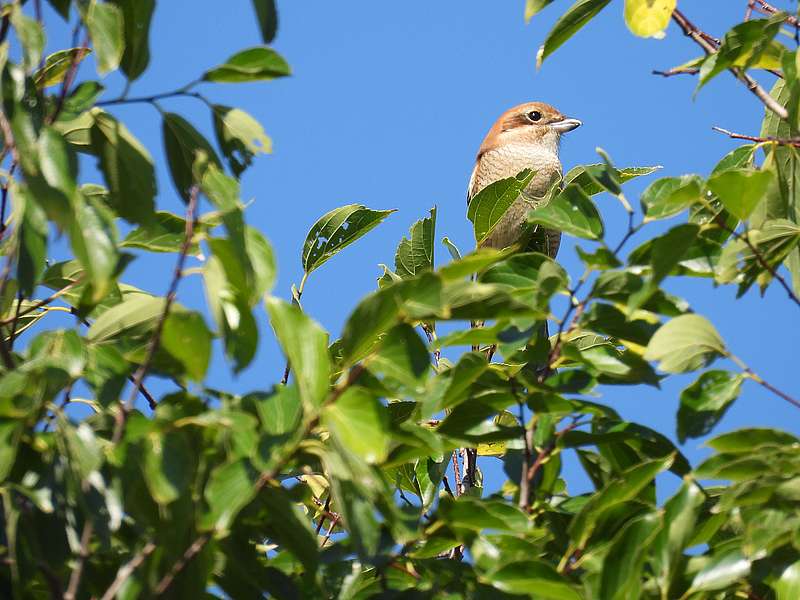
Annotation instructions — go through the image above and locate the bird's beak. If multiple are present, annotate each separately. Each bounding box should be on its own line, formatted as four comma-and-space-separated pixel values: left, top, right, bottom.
551, 117, 582, 133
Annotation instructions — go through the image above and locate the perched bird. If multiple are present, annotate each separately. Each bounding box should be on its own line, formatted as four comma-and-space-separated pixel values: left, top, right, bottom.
467, 101, 581, 256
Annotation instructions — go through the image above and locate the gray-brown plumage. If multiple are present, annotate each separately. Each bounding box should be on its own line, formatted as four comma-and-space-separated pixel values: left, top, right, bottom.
467, 102, 581, 257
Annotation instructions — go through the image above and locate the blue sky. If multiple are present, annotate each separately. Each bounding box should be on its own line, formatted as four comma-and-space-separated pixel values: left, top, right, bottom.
39, 2, 798, 496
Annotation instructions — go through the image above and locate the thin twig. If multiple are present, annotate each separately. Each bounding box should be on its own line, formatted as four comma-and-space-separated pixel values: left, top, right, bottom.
320, 515, 340, 548
671, 8, 788, 120
725, 224, 800, 311
0, 280, 82, 325
751, 0, 800, 28
314, 496, 331, 535
652, 67, 699, 77
64, 521, 93, 600
712, 125, 800, 148
112, 186, 199, 443
96, 84, 202, 107
152, 534, 209, 596
747, 368, 800, 409
99, 542, 157, 600
450, 450, 462, 495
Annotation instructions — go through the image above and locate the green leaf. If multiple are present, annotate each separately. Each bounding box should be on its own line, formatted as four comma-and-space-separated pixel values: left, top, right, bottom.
712, 144, 756, 175
568, 456, 673, 550
251, 0, 278, 43
69, 190, 117, 303
564, 163, 660, 196
774, 560, 800, 600
624, 0, 676, 38
707, 168, 777, 221
688, 550, 751, 594
528, 183, 604, 240
481, 252, 568, 311
11, 7, 45, 70
87, 294, 165, 342
204, 46, 290, 83
212, 105, 271, 177
91, 109, 156, 224
677, 370, 743, 443
16, 187, 48, 297
162, 112, 221, 202
323, 387, 390, 463
440, 496, 528, 532
46, 0, 70, 20
467, 169, 534, 244
706, 428, 800, 453
204, 255, 258, 372
652, 482, 705, 596
121, 211, 199, 254
644, 314, 726, 373
0, 421, 22, 480
302, 204, 395, 275
716, 219, 800, 296
200, 459, 256, 535
641, 175, 703, 221
34, 48, 92, 88
142, 430, 193, 505
525, 0, 555, 22
84, 1, 124, 75
59, 81, 104, 121
537, 0, 612, 67
601, 511, 663, 600
161, 311, 213, 381
260, 487, 319, 574
627, 223, 699, 311
367, 324, 429, 391
265, 298, 330, 412
488, 561, 581, 599
395, 207, 436, 278
110, 0, 155, 80
698, 16, 785, 90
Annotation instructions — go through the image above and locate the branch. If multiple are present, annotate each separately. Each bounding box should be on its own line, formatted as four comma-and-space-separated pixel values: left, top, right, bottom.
99, 542, 157, 600
64, 521, 92, 600
712, 125, 800, 148
729, 225, 800, 310
671, 8, 788, 120
751, 0, 800, 29
96, 83, 203, 107
652, 67, 699, 77
112, 185, 199, 443
152, 534, 209, 596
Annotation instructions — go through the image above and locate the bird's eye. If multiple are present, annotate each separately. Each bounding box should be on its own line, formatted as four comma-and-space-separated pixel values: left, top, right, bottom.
527, 110, 542, 122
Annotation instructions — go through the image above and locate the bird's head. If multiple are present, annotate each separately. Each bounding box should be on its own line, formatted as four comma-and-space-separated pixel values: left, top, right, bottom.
478, 101, 581, 156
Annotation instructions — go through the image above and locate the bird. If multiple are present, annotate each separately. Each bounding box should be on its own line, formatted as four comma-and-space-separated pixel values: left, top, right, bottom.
467, 101, 582, 257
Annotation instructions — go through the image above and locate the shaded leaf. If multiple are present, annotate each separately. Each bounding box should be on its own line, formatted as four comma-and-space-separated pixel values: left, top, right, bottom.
528, 183, 604, 240
677, 370, 743, 443
537, 0, 612, 67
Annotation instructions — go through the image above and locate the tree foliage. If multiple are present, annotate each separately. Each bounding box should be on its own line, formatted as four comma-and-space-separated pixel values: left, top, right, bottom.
0, 1, 798, 598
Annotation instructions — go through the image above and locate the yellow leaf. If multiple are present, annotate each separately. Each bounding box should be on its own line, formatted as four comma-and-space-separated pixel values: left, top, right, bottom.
624, 0, 676, 39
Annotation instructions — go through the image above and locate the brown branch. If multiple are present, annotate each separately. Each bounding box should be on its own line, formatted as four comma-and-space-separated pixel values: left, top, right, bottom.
152, 534, 209, 596
99, 542, 157, 600
319, 515, 340, 547
314, 496, 331, 535
746, 367, 800, 409
712, 125, 800, 148
112, 185, 199, 443
671, 8, 788, 120
751, 0, 800, 29
653, 67, 699, 77
64, 521, 93, 600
